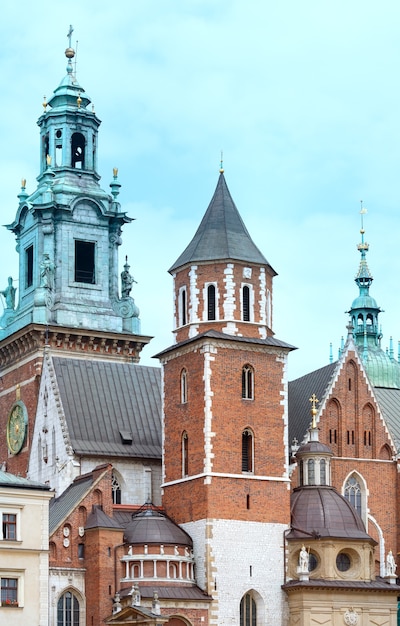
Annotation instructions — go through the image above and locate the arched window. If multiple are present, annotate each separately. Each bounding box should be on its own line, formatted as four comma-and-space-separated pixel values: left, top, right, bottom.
71, 132, 85, 169
240, 592, 256, 626
242, 365, 254, 399
182, 432, 189, 477
344, 475, 362, 516
179, 287, 187, 326
207, 284, 216, 320
180, 369, 188, 403
112, 473, 121, 504
242, 429, 254, 473
242, 286, 250, 321
308, 459, 315, 485
57, 590, 80, 626
320, 458, 326, 485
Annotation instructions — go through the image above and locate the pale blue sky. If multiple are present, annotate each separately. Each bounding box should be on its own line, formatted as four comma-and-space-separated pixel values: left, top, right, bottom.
0, 1, 399, 379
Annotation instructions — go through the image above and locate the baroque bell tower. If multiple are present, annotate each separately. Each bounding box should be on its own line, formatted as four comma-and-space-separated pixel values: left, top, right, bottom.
0, 29, 150, 477
159, 168, 294, 625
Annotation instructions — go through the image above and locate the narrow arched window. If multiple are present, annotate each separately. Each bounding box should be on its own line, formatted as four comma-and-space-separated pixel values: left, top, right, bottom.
182, 432, 189, 477
242, 286, 250, 321
71, 132, 85, 169
320, 459, 326, 485
57, 591, 80, 626
242, 429, 254, 473
344, 476, 362, 516
111, 473, 121, 504
242, 365, 254, 399
308, 459, 315, 485
240, 592, 256, 626
207, 284, 216, 320
180, 287, 187, 326
180, 369, 188, 403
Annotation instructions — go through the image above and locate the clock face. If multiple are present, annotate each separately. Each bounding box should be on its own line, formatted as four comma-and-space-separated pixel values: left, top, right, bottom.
7, 404, 27, 455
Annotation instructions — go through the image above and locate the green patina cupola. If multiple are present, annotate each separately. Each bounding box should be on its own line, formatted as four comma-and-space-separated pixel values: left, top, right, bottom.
0, 27, 142, 342
347, 210, 400, 388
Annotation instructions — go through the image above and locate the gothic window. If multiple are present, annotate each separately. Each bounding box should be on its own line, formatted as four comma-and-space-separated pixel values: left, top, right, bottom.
25, 245, 33, 289
242, 429, 254, 473
1, 578, 18, 606
2, 513, 16, 540
364, 430, 372, 446
78, 543, 85, 559
242, 286, 250, 321
346, 430, 355, 445
75, 240, 95, 283
242, 365, 254, 400
344, 475, 362, 517
71, 132, 85, 169
182, 432, 189, 477
308, 459, 315, 485
207, 284, 216, 320
329, 429, 337, 444
57, 591, 80, 626
240, 592, 256, 626
180, 369, 188, 403
179, 287, 187, 326
111, 473, 121, 505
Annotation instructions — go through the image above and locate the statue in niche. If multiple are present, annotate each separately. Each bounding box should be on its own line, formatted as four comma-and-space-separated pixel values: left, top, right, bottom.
40, 253, 55, 289
386, 550, 397, 576
121, 256, 136, 298
1, 277, 16, 309
299, 545, 309, 572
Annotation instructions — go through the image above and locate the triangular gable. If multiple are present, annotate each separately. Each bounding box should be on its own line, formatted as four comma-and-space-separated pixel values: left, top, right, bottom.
105, 605, 168, 625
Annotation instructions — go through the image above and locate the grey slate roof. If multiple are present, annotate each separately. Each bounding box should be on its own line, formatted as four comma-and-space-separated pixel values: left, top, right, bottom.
120, 585, 212, 601
53, 357, 162, 458
288, 362, 337, 446
49, 474, 94, 534
156, 329, 296, 359
283, 577, 400, 591
85, 505, 123, 530
373, 387, 400, 449
169, 173, 275, 272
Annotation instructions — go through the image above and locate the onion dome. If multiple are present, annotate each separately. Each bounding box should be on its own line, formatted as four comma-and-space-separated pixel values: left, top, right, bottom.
289, 485, 372, 541
123, 505, 193, 547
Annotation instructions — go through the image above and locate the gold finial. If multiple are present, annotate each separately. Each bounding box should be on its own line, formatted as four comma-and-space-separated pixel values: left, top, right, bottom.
309, 393, 319, 429
16, 384, 20, 401
42, 96, 47, 111
21, 179, 26, 189
77, 92, 82, 108
46, 154, 52, 167
219, 150, 224, 174
113, 167, 118, 178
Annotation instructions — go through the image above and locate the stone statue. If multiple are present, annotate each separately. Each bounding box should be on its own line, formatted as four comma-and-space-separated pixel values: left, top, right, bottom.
299, 545, 309, 572
121, 256, 136, 298
1, 277, 16, 310
128, 545, 133, 556
386, 550, 397, 576
40, 253, 54, 289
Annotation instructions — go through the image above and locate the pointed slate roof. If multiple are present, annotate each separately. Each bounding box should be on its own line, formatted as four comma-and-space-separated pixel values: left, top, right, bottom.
169, 173, 275, 273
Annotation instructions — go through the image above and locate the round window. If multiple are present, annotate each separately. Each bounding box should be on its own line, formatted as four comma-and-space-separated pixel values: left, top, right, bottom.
336, 552, 351, 572
309, 553, 318, 571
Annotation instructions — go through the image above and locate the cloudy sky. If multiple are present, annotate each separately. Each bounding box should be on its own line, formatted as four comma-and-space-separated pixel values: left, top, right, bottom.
0, 1, 399, 379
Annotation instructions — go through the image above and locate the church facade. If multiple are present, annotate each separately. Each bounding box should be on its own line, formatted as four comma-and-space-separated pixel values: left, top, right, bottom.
1, 33, 400, 626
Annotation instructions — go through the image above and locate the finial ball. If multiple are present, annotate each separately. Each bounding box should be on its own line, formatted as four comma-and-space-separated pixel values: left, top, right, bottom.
65, 47, 75, 59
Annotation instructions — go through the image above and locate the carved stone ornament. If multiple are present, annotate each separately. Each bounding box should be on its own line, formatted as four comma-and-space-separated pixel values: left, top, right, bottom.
243, 267, 252, 279
344, 609, 359, 626
78, 527, 85, 537
63, 526, 70, 537
63, 537, 70, 548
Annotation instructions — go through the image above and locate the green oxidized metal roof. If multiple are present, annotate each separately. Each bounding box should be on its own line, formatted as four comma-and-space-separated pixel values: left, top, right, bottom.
361, 346, 400, 389
169, 172, 275, 273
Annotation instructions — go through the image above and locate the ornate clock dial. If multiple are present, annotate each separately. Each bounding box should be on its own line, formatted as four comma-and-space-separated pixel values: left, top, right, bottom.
7, 404, 26, 455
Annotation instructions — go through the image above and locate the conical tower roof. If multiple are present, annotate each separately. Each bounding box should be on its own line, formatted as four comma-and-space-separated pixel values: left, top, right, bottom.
169, 172, 275, 273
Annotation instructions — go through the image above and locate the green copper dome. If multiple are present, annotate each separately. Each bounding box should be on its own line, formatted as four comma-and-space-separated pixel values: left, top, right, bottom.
363, 346, 400, 389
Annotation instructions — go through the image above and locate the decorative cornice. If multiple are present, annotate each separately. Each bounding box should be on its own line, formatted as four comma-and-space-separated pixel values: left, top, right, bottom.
0, 323, 152, 367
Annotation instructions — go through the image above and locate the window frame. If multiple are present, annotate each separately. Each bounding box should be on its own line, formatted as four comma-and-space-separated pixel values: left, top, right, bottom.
241, 428, 254, 473
182, 431, 189, 477
74, 240, 96, 284
0, 571, 24, 608
0, 508, 21, 542
242, 364, 254, 400
180, 368, 188, 404
57, 590, 80, 626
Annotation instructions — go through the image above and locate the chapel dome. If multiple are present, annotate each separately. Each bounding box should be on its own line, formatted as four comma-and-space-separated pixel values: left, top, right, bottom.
288, 485, 372, 541
360, 346, 400, 389
123, 506, 193, 547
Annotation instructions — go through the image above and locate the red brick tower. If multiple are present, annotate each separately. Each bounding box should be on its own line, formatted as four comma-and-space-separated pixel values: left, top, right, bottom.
158, 169, 294, 625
